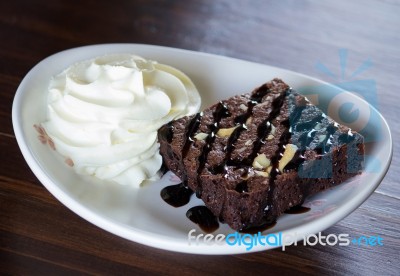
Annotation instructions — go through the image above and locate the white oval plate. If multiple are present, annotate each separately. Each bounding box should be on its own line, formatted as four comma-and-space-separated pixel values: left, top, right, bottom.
12, 44, 392, 254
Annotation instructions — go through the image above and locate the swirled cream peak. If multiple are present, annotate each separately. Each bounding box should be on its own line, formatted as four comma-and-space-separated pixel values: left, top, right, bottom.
40, 54, 201, 186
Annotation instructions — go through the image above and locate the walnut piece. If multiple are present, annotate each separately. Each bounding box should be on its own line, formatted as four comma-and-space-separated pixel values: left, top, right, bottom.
252, 153, 271, 169
255, 171, 269, 177
270, 124, 276, 135
246, 116, 253, 125
216, 126, 238, 137
239, 104, 248, 111
194, 132, 208, 140
278, 144, 298, 171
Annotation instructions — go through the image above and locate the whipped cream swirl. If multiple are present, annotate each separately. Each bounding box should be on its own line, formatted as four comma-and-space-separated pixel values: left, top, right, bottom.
40, 54, 201, 186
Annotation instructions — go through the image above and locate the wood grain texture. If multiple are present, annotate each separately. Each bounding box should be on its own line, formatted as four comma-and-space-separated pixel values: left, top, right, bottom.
0, 0, 399, 275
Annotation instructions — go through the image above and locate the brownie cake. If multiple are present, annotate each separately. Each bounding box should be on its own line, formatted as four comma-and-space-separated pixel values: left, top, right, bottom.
158, 78, 364, 231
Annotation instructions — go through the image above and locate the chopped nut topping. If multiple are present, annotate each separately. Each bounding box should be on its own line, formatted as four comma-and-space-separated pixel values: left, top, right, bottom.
314, 123, 322, 130
216, 126, 238, 137
246, 116, 253, 125
194, 132, 208, 140
245, 140, 252, 146
252, 153, 271, 169
278, 144, 298, 171
265, 124, 277, 140
270, 124, 276, 135
255, 171, 269, 177
239, 104, 248, 111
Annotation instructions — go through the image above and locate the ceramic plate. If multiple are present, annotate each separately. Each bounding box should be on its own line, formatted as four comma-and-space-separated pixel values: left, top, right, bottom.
12, 44, 392, 254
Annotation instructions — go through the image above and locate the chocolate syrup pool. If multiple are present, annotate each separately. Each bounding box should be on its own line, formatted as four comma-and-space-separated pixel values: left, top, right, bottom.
160, 182, 219, 233
160, 183, 193, 207
160, 182, 310, 233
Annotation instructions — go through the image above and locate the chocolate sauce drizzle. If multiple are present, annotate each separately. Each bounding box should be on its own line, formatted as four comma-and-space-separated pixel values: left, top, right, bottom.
338, 132, 356, 144
264, 120, 292, 215
209, 99, 257, 175
246, 92, 288, 165
283, 149, 306, 171
294, 114, 324, 132
160, 183, 194, 207
160, 184, 220, 232
239, 221, 277, 234
182, 112, 202, 159
298, 129, 317, 149
196, 102, 230, 184
315, 124, 337, 154
284, 205, 311, 214
211, 87, 286, 174
186, 206, 219, 233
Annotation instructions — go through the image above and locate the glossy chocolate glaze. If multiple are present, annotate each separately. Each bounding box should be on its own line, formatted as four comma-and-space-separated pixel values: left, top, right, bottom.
284, 205, 311, 214
160, 183, 193, 207
186, 206, 219, 233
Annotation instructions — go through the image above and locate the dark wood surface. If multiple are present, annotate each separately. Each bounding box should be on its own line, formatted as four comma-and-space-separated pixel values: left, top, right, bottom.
1, 0, 399, 275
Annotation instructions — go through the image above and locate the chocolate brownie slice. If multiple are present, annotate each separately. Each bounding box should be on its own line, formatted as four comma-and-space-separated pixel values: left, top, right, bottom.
158, 78, 364, 231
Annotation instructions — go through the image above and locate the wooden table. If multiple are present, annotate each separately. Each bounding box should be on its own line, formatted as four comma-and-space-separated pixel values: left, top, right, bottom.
1, 0, 399, 275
